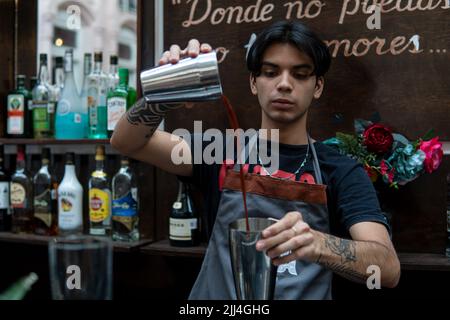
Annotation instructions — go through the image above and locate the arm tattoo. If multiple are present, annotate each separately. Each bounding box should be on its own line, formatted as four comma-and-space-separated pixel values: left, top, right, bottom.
320, 262, 368, 284
127, 98, 184, 138
324, 235, 357, 263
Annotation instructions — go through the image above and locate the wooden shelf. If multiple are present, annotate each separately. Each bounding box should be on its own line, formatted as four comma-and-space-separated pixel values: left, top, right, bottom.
398, 253, 450, 272
140, 240, 207, 258
0, 232, 152, 253
0, 139, 110, 145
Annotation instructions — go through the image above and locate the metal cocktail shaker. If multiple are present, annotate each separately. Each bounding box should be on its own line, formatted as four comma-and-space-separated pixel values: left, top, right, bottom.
140, 51, 223, 104
229, 218, 278, 300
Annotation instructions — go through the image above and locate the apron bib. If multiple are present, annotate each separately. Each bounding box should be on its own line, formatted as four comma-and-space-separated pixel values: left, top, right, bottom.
189, 136, 333, 300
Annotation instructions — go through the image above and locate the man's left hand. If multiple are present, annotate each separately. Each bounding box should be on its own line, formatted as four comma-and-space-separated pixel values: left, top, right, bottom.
256, 212, 321, 266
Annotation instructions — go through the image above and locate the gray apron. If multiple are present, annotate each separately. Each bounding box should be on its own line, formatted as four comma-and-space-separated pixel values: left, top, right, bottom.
189, 136, 333, 300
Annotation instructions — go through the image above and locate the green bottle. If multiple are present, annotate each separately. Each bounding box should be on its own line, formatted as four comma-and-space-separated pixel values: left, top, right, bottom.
107, 68, 129, 137
7, 75, 31, 138
32, 54, 53, 139
0, 273, 38, 300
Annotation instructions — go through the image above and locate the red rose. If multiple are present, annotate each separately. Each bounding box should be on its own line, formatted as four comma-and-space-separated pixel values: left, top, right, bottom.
419, 137, 443, 174
363, 124, 394, 154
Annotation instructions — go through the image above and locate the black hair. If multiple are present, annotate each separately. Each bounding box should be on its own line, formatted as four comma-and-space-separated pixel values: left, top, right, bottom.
247, 21, 331, 78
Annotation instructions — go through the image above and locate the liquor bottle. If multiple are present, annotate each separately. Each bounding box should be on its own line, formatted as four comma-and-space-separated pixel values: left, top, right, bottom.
89, 145, 112, 236
32, 54, 53, 139
0, 145, 11, 232
33, 148, 58, 236
107, 68, 129, 137
108, 55, 119, 93
169, 182, 200, 247
87, 52, 108, 139
80, 53, 93, 137
112, 156, 139, 242
7, 75, 31, 138
0, 273, 39, 300
58, 153, 83, 235
11, 146, 34, 234
55, 49, 86, 140
51, 56, 65, 103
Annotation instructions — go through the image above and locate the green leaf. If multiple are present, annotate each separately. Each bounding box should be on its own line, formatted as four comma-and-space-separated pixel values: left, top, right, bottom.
421, 129, 436, 142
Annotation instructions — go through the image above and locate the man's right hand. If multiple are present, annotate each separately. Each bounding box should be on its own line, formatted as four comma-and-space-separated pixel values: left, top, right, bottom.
158, 39, 213, 66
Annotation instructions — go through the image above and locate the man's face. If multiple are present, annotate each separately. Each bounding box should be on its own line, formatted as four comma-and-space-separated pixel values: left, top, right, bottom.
250, 42, 324, 126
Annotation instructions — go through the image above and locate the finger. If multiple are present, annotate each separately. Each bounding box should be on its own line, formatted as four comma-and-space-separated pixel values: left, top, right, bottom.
272, 246, 310, 266
257, 222, 310, 252
262, 212, 303, 238
266, 233, 314, 259
187, 39, 201, 58
200, 43, 213, 53
169, 45, 182, 64
159, 51, 171, 66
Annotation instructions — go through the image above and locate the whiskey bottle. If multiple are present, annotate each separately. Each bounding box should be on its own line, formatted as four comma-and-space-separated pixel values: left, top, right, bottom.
112, 156, 139, 242
11, 146, 34, 234
89, 145, 112, 236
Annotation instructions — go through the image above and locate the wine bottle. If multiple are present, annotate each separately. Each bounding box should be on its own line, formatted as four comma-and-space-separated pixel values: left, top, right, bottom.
0, 145, 11, 232
11, 146, 34, 234
33, 148, 58, 236
112, 156, 139, 242
89, 145, 112, 236
169, 182, 200, 247
58, 153, 83, 235
7, 75, 31, 138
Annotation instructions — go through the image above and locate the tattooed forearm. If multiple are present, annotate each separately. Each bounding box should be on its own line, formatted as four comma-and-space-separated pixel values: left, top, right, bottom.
321, 262, 368, 284
324, 235, 357, 263
126, 98, 184, 138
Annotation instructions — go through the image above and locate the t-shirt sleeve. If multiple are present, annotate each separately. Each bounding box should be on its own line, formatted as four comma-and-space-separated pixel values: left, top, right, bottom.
333, 161, 391, 235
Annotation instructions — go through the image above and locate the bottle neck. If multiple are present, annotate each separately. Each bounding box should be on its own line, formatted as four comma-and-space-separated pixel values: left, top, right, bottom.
96, 158, 105, 171
64, 164, 76, 177
55, 68, 64, 87
94, 62, 103, 74
110, 65, 118, 75
16, 159, 25, 171
39, 64, 49, 84
84, 59, 92, 76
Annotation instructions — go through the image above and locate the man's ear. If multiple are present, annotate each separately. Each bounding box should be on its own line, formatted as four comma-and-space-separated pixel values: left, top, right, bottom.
314, 76, 325, 99
250, 75, 257, 95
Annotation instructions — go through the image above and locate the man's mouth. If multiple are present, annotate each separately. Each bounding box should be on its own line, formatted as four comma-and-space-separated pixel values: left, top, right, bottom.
271, 99, 295, 109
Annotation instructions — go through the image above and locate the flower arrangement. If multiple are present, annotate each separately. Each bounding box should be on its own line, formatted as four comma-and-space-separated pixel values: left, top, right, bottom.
324, 119, 444, 189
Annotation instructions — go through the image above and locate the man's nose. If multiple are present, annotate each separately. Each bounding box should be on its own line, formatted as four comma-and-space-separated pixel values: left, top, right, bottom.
276, 72, 293, 92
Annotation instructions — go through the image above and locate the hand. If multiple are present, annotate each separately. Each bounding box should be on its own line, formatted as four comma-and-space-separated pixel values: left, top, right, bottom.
256, 212, 320, 266
158, 39, 213, 109
158, 39, 213, 66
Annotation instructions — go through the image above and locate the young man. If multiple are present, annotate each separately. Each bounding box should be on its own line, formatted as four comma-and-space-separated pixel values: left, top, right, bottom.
112, 21, 401, 300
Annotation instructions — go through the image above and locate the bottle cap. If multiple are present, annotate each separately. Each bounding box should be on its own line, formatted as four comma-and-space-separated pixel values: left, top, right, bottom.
110, 55, 118, 65
94, 52, 103, 62
40, 54, 47, 64
66, 153, 75, 164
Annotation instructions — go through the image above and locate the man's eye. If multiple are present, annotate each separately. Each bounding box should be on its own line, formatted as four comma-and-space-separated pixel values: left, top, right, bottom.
295, 73, 310, 79
262, 70, 277, 77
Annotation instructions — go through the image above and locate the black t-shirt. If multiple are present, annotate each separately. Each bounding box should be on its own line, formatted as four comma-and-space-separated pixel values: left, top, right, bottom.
180, 134, 390, 239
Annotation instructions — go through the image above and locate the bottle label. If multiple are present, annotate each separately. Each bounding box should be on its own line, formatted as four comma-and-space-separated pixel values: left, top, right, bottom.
169, 218, 198, 241
57, 99, 71, 116
58, 190, 82, 230
33, 102, 50, 131
112, 192, 137, 217
74, 113, 82, 124
89, 188, 111, 223
34, 188, 52, 228
0, 182, 10, 210
88, 94, 98, 126
48, 102, 55, 114
10, 183, 26, 208
107, 97, 127, 131
7, 94, 25, 135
